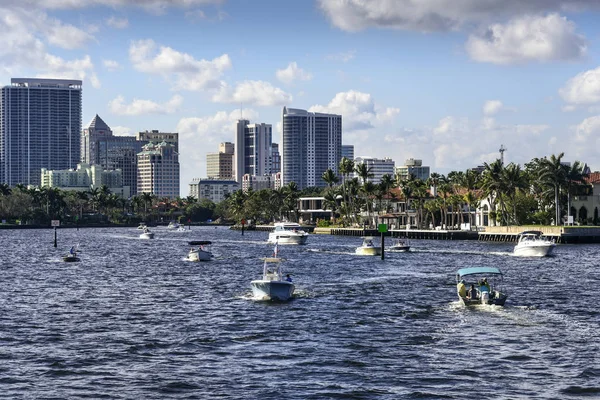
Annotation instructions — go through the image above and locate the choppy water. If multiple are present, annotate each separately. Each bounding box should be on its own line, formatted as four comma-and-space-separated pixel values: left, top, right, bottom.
1, 226, 599, 399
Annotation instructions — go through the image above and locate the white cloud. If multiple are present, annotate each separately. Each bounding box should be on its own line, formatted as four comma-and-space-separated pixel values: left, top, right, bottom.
176, 108, 259, 182
106, 16, 129, 29
309, 90, 399, 131
573, 115, 600, 142
466, 14, 586, 64
112, 126, 133, 136
129, 39, 231, 91
483, 100, 503, 116
108, 94, 183, 116
325, 50, 356, 62
276, 62, 313, 85
317, 0, 597, 32
559, 66, 600, 105
212, 80, 292, 106
102, 59, 120, 71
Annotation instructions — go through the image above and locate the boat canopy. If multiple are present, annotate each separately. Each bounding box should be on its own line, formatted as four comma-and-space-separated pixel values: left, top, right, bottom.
518, 230, 543, 236
188, 240, 212, 245
261, 257, 283, 262
456, 266, 502, 278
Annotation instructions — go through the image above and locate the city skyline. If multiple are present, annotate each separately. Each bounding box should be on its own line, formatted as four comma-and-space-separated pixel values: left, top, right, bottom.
2, 1, 600, 194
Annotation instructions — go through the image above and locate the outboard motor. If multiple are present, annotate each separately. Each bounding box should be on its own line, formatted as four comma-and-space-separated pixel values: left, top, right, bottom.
481, 291, 490, 304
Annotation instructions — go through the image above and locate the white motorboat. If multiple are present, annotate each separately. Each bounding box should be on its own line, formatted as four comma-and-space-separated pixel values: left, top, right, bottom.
251, 245, 294, 301
513, 230, 555, 257
268, 222, 308, 245
389, 237, 410, 252
137, 223, 147, 230
139, 227, 155, 239
355, 237, 381, 256
167, 221, 180, 229
187, 241, 213, 261
176, 225, 186, 232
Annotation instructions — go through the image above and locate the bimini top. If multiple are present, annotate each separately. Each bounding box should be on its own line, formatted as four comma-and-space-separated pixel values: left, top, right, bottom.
188, 240, 212, 245
456, 267, 503, 277
518, 230, 543, 236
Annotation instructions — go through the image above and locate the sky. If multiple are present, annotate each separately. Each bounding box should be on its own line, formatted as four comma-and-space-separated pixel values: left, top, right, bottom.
3, 0, 600, 196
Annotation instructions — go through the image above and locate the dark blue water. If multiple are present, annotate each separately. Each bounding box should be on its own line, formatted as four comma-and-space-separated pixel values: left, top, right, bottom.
1, 226, 599, 399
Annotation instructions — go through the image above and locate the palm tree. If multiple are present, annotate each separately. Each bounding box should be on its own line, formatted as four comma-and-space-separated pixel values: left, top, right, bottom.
538, 153, 567, 225
338, 157, 355, 224
481, 160, 506, 225
140, 192, 155, 218
321, 168, 339, 188
502, 163, 528, 224
282, 182, 301, 222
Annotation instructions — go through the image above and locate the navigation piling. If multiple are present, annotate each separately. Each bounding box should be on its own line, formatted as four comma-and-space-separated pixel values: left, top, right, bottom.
54, 227, 57, 248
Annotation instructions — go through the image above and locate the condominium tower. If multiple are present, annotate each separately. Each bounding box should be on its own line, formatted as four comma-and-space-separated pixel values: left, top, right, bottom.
354, 156, 395, 184
0, 78, 82, 186
342, 145, 354, 161
137, 141, 180, 198
281, 107, 342, 189
235, 120, 272, 183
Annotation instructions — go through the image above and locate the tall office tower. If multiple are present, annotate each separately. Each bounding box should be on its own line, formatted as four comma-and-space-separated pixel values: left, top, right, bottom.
137, 141, 180, 198
354, 156, 395, 184
81, 114, 144, 195
270, 143, 281, 174
342, 145, 354, 161
282, 107, 342, 189
235, 120, 272, 183
0, 78, 82, 186
206, 145, 235, 181
137, 130, 179, 152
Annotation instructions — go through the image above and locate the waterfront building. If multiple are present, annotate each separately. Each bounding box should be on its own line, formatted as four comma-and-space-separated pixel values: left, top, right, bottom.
137, 141, 180, 198
189, 178, 239, 203
81, 114, 143, 194
282, 107, 342, 189
235, 120, 272, 183
396, 158, 430, 181
0, 78, 82, 186
207, 142, 235, 180
241, 172, 282, 192
354, 156, 395, 184
40, 163, 130, 198
342, 145, 354, 161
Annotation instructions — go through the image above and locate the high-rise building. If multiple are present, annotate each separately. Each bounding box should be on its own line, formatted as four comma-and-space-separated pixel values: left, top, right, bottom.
270, 143, 281, 174
137, 130, 179, 152
137, 141, 180, 198
235, 120, 272, 183
396, 158, 430, 181
219, 142, 234, 154
189, 178, 239, 203
81, 115, 143, 194
207, 152, 234, 180
0, 78, 82, 186
282, 107, 342, 189
354, 156, 395, 184
342, 145, 354, 161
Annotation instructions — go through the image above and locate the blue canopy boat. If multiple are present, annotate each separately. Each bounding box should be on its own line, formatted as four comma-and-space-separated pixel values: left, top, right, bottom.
456, 267, 507, 306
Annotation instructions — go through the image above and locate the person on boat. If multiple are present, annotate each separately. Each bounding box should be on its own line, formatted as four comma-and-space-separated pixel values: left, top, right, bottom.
480, 278, 490, 293
457, 280, 467, 298
467, 284, 478, 300
367, 240, 373, 247
285, 274, 293, 282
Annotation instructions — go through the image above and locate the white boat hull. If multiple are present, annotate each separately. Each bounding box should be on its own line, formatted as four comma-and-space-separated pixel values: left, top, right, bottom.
251, 280, 295, 301
140, 232, 154, 239
268, 233, 307, 245
355, 246, 381, 256
513, 243, 555, 257
389, 245, 410, 252
188, 250, 212, 261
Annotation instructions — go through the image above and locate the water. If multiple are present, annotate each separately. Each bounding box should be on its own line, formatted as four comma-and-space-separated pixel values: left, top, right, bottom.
1, 226, 599, 399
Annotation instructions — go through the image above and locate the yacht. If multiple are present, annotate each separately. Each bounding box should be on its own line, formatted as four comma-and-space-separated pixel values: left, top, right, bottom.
513, 231, 555, 257
389, 237, 410, 252
268, 222, 308, 245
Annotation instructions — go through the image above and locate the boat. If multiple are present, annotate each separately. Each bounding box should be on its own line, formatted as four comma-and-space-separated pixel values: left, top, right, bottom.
187, 241, 213, 261
267, 222, 308, 245
456, 267, 508, 306
355, 237, 381, 256
513, 230, 556, 257
389, 237, 410, 252
137, 223, 147, 230
139, 227, 155, 239
176, 225, 186, 232
250, 244, 295, 301
63, 246, 80, 262
167, 221, 180, 229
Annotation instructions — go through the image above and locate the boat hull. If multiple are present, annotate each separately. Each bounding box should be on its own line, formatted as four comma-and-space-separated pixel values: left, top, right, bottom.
63, 256, 80, 262
389, 245, 410, 252
188, 250, 212, 261
140, 233, 154, 239
459, 294, 507, 307
355, 246, 381, 256
513, 244, 555, 257
268, 233, 307, 245
251, 280, 295, 301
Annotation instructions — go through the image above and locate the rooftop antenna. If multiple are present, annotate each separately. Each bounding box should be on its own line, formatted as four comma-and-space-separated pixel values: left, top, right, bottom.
499, 144, 507, 165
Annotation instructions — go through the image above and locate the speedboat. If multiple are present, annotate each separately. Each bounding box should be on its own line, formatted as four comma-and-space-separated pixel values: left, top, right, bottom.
187, 241, 213, 261
137, 223, 147, 230
251, 245, 294, 301
63, 246, 80, 262
167, 221, 180, 229
139, 227, 155, 239
389, 237, 410, 252
513, 230, 556, 257
456, 267, 507, 306
268, 222, 308, 245
355, 237, 381, 256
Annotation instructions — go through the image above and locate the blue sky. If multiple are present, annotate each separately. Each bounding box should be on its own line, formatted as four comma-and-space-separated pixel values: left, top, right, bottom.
2, 0, 600, 195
